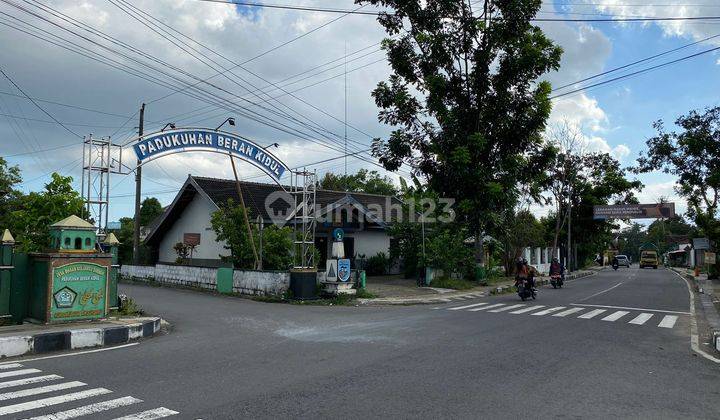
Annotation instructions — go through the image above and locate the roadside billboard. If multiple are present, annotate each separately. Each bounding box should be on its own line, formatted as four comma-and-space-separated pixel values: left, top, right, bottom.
593, 203, 675, 220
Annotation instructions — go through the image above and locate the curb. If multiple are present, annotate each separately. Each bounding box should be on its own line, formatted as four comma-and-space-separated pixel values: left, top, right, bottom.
0, 317, 163, 359
672, 268, 720, 353
359, 270, 597, 306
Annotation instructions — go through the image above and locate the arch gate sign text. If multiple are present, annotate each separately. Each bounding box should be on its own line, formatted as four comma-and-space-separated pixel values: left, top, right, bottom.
132, 128, 288, 182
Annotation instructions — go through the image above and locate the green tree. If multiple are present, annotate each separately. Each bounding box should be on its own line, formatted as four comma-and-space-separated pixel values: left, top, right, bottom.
568, 153, 643, 268
8, 173, 86, 252
637, 107, 720, 257
357, 0, 562, 266
498, 209, 546, 275
211, 200, 293, 270
646, 215, 695, 255
139, 197, 163, 227
617, 223, 647, 262
0, 157, 22, 229
320, 169, 398, 196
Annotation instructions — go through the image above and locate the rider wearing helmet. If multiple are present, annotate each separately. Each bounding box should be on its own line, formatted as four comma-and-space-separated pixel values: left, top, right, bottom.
549, 257, 565, 278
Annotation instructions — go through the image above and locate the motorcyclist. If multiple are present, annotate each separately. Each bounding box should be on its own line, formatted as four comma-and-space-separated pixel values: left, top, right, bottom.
611, 255, 619, 268
549, 258, 565, 279
515, 258, 536, 290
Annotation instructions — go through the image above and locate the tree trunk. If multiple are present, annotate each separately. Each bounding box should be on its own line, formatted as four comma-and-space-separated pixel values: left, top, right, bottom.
474, 229, 485, 267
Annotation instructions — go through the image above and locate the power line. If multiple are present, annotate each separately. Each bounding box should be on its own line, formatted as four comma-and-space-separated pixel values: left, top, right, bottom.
0, 89, 141, 119
0, 66, 82, 138
1, 3, 392, 173
550, 44, 720, 99
552, 32, 720, 92
189, 0, 720, 22
147, 2, 369, 105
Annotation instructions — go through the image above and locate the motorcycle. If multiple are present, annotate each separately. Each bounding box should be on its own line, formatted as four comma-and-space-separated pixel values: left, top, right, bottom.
612, 263, 619, 270
550, 273, 563, 289
517, 279, 536, 301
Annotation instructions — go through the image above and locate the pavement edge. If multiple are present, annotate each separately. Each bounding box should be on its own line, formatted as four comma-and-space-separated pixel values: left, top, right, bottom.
0, 317, 164, 359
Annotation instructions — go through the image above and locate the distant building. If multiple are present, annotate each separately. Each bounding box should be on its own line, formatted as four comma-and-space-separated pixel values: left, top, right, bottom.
144, 175, 402, 269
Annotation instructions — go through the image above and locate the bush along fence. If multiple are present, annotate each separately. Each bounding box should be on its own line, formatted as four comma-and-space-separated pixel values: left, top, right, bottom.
120, 264, 290, 296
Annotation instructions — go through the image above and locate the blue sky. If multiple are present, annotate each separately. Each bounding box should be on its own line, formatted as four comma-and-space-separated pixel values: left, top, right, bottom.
0, 0, 717, 225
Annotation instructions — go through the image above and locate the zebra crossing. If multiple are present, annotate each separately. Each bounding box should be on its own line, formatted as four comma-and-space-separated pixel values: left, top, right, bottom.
0, 362, 178, 419
440, 301, 684, 329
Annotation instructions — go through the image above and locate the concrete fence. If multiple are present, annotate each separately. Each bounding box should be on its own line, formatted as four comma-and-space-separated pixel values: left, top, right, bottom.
120, 264, 290, 296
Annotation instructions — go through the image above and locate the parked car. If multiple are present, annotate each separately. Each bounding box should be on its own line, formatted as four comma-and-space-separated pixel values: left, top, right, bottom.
615, 255, 631, 267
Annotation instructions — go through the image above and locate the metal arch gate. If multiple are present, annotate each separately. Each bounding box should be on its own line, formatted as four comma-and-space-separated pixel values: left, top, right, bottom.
95, 127, 318, 269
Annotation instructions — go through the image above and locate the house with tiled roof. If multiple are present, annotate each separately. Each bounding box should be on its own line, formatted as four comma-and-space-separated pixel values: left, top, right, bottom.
144, 175, 403, 269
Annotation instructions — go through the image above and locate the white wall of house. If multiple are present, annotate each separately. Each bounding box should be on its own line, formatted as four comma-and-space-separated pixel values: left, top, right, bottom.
351, 230, 391, 258
158, 195, 229, 263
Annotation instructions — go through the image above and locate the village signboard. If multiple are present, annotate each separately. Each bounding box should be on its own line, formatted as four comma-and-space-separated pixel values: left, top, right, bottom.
50, 262, 108, 322
133, 129, 287, 182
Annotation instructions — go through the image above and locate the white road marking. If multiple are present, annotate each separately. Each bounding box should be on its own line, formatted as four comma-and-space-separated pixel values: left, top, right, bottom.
658, 315, 678, 329
448, 302, 490, 311
0, 364, 23, 370
0, 375, 62, 390
510, 305, 545, 314
0, 369, 41, 379
601, 311, 629, 322
26, 396, 143, 420
113, 407, 179, 419
570, 303, 689, 315
488, 304, 525, 313
468, 303, 505, 312
552, 307, 585, 317
671, 270, 720, 363
628, 313, 654, 325
578, 309, 606, 319
0, 388, 112, 416
0, 381, 85, 401
0, 343, 139, 365
531, 307, 566, 316
578, 282, 623, 301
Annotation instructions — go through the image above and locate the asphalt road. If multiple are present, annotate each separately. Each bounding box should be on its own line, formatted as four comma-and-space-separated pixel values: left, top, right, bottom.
3, 267, 720, 419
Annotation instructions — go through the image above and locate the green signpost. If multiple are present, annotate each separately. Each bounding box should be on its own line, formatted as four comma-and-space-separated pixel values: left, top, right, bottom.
50, 262, 108, 322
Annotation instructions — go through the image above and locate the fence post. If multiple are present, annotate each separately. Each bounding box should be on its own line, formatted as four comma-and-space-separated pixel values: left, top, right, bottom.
0, 230, 15, 324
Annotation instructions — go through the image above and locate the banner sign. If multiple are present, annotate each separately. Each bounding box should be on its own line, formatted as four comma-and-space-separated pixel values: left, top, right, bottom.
705, 252, 716, 265
133, 129, 287, 181
338, 259, 351, 282
693, 237, 711, 250
593, 203, 675, 220
51, 262, 108, 322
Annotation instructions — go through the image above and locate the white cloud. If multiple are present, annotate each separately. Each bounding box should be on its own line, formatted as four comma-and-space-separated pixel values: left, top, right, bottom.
582, 1, 720, 47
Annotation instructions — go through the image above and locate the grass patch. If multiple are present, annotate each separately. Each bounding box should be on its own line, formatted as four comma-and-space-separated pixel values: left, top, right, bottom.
112, 294, 145, 316
429, 277, 476, 290
354, 287, 376, 299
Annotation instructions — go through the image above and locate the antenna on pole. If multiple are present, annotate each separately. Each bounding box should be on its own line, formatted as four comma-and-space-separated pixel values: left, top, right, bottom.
344, 40, 348, 176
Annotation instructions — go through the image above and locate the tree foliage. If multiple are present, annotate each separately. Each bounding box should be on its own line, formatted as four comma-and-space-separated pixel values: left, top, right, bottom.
358, 0, 562, 262
637, 106, 720, 248
497, 209, 546, 275
139, 197, 163, 227
0, 157, 22, 230
211, 199, 293, 270
320, 169, 398, 196
6, 173, 86, 252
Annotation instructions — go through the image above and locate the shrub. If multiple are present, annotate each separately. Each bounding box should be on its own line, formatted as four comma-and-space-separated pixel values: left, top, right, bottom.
364, 252, 389, 276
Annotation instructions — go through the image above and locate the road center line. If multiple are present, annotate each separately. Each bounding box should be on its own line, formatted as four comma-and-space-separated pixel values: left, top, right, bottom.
570, 303, 690, 315
578, 282, 623, 301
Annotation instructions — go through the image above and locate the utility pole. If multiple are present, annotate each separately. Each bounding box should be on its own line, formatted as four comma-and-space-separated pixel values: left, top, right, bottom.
567, 185, 572, 273
230, 156, 259, 270
132, 103, 145, 265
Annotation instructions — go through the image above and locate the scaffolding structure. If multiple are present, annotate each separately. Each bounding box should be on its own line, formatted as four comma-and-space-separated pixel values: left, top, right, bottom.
291, 169, 318, 269
81, 135, 127, 235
